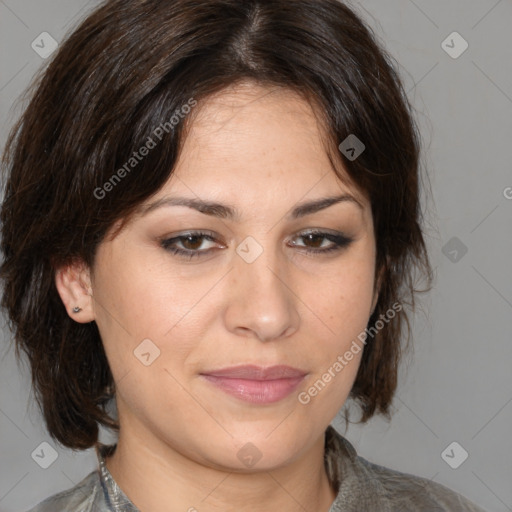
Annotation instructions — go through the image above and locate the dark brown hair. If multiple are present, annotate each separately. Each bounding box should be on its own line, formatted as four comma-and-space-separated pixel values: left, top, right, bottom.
0, 0, 432, 449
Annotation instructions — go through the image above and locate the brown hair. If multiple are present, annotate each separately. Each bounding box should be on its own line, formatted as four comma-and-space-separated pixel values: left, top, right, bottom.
0, 0, 432, 449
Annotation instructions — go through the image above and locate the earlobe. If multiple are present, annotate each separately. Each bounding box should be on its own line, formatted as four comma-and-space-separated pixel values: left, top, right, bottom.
54, 260, 95, 323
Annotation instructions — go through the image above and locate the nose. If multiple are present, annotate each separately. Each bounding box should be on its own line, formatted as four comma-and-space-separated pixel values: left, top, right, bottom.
223, 242, 300, 342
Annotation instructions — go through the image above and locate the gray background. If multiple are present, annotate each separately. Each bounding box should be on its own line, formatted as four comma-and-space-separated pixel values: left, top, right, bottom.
0, 1, 511, 511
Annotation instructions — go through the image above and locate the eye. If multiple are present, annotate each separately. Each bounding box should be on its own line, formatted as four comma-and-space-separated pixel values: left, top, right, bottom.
160, 231, 223, 260
288, 229, 353, 254
160, 229, 353, 260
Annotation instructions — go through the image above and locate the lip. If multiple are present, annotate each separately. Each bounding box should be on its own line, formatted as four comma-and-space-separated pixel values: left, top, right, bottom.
201, 364, 307, 380
200, 365, 308, 404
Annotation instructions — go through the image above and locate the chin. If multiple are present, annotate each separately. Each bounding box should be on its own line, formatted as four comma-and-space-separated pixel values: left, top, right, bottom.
194, 422, 317, 471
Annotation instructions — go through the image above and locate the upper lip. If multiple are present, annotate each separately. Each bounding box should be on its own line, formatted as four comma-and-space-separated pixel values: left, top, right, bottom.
200, 365, 308, 380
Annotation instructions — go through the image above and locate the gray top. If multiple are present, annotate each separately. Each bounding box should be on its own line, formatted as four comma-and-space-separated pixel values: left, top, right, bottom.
26, 425, 486, 511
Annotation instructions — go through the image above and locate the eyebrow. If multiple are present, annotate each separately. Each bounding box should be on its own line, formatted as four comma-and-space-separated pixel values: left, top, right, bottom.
139, 193, 363, 221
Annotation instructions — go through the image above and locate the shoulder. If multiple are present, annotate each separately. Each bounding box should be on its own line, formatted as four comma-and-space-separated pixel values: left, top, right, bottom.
357, 456, 487, 511
24, 470, 102, 512
325, 426, 487, 511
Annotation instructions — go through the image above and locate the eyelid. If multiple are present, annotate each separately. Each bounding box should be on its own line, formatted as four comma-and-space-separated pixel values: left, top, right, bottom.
159, 230, 224, 248
159, 230, 224, 243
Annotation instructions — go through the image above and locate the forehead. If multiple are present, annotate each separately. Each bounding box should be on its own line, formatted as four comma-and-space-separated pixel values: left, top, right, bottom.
170, 81, 365, 203
185, 82, 325, 152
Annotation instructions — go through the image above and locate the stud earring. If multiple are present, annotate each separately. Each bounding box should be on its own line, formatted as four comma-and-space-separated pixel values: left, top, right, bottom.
72, 306, 82, 313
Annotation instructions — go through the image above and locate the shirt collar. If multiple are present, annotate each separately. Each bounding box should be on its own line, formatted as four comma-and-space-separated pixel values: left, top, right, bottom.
95, 443, 140, 511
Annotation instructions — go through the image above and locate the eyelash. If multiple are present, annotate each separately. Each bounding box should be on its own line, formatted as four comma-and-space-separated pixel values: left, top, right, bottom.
159, 230, 354, 260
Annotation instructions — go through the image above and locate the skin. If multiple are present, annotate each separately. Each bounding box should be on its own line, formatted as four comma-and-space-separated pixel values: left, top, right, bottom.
55, 80, 380, 512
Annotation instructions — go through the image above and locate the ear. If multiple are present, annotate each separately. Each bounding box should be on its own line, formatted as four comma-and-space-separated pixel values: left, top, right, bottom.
54, 259, 95, 323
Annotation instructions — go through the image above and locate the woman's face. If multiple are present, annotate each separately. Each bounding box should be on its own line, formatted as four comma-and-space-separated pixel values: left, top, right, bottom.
82, 82, 378, 470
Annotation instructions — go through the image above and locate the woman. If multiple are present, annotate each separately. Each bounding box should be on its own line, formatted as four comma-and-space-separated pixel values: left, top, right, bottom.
0, 0, 487, 510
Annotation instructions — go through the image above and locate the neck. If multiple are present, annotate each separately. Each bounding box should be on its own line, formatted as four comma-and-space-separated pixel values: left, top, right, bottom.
105, 419, 337, 512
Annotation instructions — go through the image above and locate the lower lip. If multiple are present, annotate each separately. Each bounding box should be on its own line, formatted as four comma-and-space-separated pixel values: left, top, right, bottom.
200, 375, 306, 404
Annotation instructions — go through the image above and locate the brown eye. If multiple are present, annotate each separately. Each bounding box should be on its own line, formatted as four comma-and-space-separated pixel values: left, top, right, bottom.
160, 231, 222, 259
180, 235, 206, 250
290, 230, 353, 254
301, 233, 327, 248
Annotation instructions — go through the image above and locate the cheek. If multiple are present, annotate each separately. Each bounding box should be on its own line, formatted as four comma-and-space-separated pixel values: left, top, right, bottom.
308, 256, 376, 340
302, 282, 369, 415
300, 250, 375, 402
90, 249, 211, 393
92, 242, 197, 341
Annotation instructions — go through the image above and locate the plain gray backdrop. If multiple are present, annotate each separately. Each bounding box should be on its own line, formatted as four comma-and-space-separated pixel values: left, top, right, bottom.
1, 1, 511, 511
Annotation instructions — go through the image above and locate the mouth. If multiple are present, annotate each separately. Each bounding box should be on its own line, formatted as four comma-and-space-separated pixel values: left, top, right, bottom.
199, 364, 308, 404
